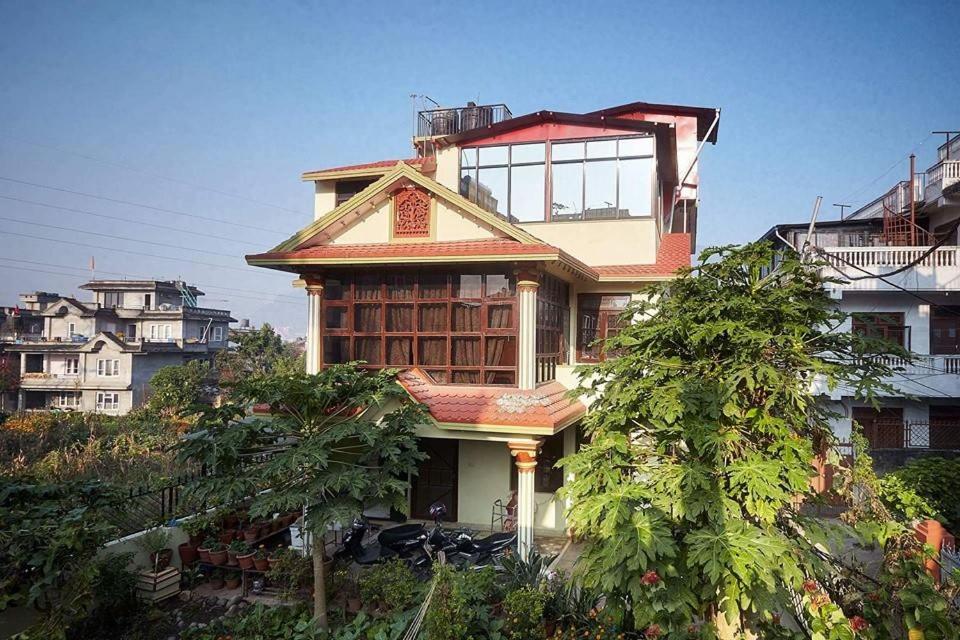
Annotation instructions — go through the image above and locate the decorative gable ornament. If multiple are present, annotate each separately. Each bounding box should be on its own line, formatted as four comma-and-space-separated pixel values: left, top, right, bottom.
393, 188, 431, 238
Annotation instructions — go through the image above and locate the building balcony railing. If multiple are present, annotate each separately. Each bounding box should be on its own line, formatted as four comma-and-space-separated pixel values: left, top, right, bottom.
851, 177, 926, 220
861, 420, 960, 450
925, 159, 960, 203
814, 354, 960, 399
416, 104, 512, 138
819, 245, 960, 291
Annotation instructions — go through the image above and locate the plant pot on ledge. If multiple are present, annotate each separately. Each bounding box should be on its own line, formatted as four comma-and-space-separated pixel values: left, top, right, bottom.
209, 548, 228, 566
197, 546, 212, 563
225, 575, 241, 590
237, 551, 255, 570
178, 542, 198, 566
150, 548, 173, 571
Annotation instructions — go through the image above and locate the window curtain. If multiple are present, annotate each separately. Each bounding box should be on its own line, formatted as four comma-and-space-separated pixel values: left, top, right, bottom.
453, 303, 481, 331
419, 337, 447, 365
355, 337, 381, 364
355, 305, 381, 332
419, 304, 447, 332
387, 305, 413, 332
387, 337, 413, 365
488, 304, 512, 329
452, 338, 480, 366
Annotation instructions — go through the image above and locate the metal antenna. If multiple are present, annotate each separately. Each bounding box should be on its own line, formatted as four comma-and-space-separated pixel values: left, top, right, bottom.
933, 131, 960, 160
833, 203, 851, 220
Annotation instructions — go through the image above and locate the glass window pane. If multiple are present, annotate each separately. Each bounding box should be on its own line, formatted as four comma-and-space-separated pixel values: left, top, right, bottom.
511, 143, 545, 164
551, 141, 584, 161
418, 337, 447, 366
619, 157, 653, 217
551, 162, 583, 220
452, 337, 481, 366
355, 274, 381, 300
461, 147, 477, 168
487, 304, 514, 329
477, 167, 508, 217
484, 274, 514, 298
354, 337, 382, 365
453, 274, 483, 298
323, 336, 350, 364
418, 303, 448, 332
324, 276, 350, 300
460, 169, 477, 200
619, 136, 655, 157
584, 160, 618, 220
354, 304, 381, 332
478, 145, 508, 166
509, 164, 546, 222
586, 139, 616, 159
486, 336, 517, 367
451, 370, 480, 384
325, 306, 348, 330
386, 304, 413, 332
419, 274, 447, 299
386, 274, 414, 300
452, 302, 482, 331
425, 369, 448, 384
386, 337, 413, 365
484, 371, 515, 385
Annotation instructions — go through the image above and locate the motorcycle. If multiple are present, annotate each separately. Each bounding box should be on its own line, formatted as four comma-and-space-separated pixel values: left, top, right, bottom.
418, 503, 517, 570
337, 518, 427, 566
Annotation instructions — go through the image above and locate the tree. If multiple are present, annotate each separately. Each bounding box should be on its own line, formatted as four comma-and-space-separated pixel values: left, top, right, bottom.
216, 324, 302, 384
146, 360, 210, 416
560, 243, 955, 637
0, 352, 19, 413
175, 366, 426, 629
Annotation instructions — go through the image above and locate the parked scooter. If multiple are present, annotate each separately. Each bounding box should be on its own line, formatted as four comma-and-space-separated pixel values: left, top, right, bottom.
419, 503, 517, 569
337, 518, 427, 565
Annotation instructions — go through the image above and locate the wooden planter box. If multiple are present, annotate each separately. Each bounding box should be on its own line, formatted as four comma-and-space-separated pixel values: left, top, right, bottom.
137, 566, 180, 603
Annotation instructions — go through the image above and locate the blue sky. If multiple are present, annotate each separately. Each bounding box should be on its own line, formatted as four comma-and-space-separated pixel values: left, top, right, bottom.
1, 1, 957, 337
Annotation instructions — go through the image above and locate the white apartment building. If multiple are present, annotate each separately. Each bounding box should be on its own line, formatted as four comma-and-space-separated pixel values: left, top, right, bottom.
764, 133, 960, 469
3, 280, 234, 414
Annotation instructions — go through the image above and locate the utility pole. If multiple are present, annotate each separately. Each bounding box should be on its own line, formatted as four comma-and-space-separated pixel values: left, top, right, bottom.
833, 203, 851, 221
933, 131, 960, 160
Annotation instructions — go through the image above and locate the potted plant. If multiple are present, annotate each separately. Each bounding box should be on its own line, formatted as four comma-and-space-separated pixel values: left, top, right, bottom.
208, 540, 228, 566
237, 546, 256, 570
267, 545, 287, 570
209, 568, 225, 590
197, 536, 216, 563
253, 545, 269, 572
180, 515, 213, 547
136, 527, 173, 572
242, 523, 261, 544
227, 539, 247, 566
224, 571, 242, 590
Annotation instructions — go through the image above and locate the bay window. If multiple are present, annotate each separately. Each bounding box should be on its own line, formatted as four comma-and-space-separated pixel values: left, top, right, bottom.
322, 270, 518, 385
577, 294, 631, 362
459, 136, 654, 222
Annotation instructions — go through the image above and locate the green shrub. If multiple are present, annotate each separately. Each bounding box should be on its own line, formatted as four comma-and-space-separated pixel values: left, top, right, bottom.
503, 586, 547, 640
358, 558, 419, 613
888, 456, 960, 530
422, 564, 468, 640
180, 602, 321, 640
876, 473, 940, 524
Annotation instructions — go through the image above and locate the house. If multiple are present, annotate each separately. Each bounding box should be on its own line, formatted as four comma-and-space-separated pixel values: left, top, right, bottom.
3, 280, 235, 415
247, 99, 721, 553
762, 133, 960, 471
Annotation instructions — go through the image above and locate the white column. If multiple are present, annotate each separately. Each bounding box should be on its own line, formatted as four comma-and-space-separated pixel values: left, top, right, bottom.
510, 441, 539, 560
305, 281, 323, 375
517, 272, 539, 390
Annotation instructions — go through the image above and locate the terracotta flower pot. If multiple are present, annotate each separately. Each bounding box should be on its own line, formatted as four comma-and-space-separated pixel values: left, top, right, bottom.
209, 549, 228, 566
189, 533, 205, 547
253, 557, 269, 572
178, 542, 198, 566
197, 547, 212, 563
237, 552, 255, 570
225, 575, 241, 590
227, 550, 238, 566
267, 555, 281, 570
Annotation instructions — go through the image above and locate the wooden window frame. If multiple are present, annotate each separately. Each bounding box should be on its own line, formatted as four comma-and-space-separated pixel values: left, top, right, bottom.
576, 293, 631, 363
851, 312, 909, 349
536, 273, 569, 383
322, 270, 519, 386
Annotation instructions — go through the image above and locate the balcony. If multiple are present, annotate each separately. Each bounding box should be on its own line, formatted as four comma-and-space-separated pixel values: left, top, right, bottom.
851, 178, 925, 220
19, 372, 83, 388
814, 355, 960, 399
925, 160, 960, 204
819, 245, 960, 292
416, 103, 512, 138
861, 420, 960, 450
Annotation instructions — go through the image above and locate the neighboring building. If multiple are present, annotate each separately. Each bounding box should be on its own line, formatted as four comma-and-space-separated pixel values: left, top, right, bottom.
2, 280, 235, 415
247, 99, 721, 552
763, 133, 960, 470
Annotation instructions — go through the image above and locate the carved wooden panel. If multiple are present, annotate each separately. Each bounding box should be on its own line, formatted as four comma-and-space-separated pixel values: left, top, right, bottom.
393, 189, 431, 238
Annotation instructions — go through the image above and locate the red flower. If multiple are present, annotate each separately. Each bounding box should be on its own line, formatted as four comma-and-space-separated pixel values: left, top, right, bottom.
850, 616, 869, 632
641, 570, 661, 585
802, 579, 818, 593
644, 625, 661, 639
866, 591, 881, 603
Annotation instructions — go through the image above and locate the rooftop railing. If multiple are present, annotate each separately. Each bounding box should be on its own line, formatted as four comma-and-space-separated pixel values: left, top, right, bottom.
416, 104, 512, 138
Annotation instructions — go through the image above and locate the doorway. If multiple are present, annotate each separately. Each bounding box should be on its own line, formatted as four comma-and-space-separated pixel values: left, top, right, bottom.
410, 438, 459, 521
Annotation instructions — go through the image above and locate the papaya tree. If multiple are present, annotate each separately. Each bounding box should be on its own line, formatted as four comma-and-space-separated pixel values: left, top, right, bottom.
176, 366, 426, 629
560, 243, 958, 637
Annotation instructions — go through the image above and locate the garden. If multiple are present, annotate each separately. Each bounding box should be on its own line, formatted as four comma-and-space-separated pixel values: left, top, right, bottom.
2, 244, 960, 639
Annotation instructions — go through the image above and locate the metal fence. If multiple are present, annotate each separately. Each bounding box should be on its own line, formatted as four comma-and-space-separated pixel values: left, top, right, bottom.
105, 471, 205, 537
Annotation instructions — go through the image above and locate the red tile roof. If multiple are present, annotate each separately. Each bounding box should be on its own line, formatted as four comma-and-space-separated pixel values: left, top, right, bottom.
594, 233, 691, 279
398, 369, 585, 431
248, 239, 562, 262
303, 158, 425, 176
